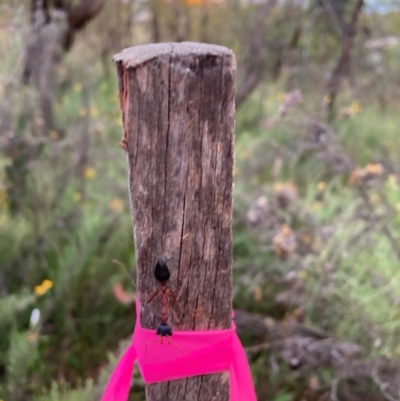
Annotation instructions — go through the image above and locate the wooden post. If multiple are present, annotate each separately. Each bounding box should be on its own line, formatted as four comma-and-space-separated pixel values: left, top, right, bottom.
114, 42, 236, 401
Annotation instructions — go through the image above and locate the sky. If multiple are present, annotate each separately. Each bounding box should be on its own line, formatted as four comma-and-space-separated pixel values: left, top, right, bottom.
364, 0, 399, 13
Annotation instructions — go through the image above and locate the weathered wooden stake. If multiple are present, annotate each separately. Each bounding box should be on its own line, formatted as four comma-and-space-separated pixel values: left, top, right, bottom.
114, 42, 236, 401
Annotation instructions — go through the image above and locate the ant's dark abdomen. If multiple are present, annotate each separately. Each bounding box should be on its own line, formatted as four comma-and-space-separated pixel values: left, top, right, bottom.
156, 323, 173, 337
154, 260, 170, 282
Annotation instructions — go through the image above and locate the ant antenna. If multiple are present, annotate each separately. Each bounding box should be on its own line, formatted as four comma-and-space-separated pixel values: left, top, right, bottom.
112, 259, 136, 288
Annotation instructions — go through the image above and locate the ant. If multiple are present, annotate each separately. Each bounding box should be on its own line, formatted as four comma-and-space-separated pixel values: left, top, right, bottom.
112, 258, 184, 354
146, 260, 184, 353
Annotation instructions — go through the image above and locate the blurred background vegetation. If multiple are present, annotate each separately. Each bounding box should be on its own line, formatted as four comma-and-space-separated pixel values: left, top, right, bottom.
1, 0, 400, 400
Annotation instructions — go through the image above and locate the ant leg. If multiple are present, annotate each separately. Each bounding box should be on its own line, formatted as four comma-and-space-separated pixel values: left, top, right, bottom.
145, 336, 192, 363
147, 289, 160, 303
168, 305, 181, 324
111, 259, 136, 288
145, 337, 161, 358
167, 336, 186, 356
166, 289, 180, 309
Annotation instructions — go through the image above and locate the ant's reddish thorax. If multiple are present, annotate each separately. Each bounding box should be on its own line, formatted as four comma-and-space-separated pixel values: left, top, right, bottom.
147, 260, 180, 334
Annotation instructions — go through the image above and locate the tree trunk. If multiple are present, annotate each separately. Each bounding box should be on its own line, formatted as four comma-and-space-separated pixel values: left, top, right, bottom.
114, 42, 236, 401
322, 0, 364, 121
22, 0, 106, 131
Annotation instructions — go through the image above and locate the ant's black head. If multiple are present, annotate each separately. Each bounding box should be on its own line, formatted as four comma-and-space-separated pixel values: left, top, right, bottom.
154, 260, 170, 282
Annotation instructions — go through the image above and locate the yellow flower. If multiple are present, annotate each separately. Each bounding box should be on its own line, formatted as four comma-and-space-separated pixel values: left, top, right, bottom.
73, 192, 82, 202
253, 285, 262, 301
48, 130, 59, 140
388, 174, 398, 185
79, 107, 88, 117
0, 213, 8, 227
366, 163, 383, 175
90, 106, 99, 118
56, 66, 67, 77
95, 122, 105, 133
185, 0, 203, 4
73, 83, 82, 92
323, 94, 331, 104
273, 181, 297, 193
298, 270, 307, 279
275, 91, 285, 101
0, 192, 7, 211
240, 148, 250, 159
312, 201, 322, 210
273, 182, 298, 209
42, 279, 53, 290
308, 376, 319, 390
34, 285, 45, 296
83, 167, 96, 180
317, 181, 326, 191
349, 163, 384, 186
350, 100, 362, 114
34, 279, 53, 296
108, 198, 124, 213
396, 202, 400, 212
27, 331, 39, 343
370, 194, 380, 204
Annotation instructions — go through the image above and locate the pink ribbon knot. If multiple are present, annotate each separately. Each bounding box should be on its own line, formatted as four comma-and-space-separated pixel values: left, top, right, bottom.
101, 301, 257, 401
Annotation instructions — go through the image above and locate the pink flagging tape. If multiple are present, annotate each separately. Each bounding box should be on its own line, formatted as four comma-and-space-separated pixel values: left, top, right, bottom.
101, 300, 257, 401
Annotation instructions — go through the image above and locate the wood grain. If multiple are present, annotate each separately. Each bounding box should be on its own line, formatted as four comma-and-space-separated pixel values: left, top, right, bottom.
114, 42, 236, 401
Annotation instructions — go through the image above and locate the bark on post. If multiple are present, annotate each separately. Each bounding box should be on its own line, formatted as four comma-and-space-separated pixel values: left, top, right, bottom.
113, 42, 236, 401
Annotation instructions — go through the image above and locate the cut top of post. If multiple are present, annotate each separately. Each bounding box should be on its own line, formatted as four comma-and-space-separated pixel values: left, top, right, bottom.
113, 42, 235, 69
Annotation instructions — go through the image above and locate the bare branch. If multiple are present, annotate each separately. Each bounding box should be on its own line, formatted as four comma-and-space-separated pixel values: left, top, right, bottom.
67, 0, 106, 30
235, 70, 263, 108
319, 0, 347, 38
63, 0, 106, 50
351, 0, 365, 27
235, 0, 276, 108
331, 378, 341, 401
371, 368, 400, 401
